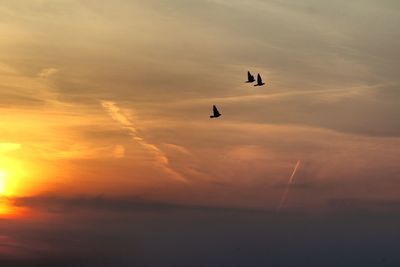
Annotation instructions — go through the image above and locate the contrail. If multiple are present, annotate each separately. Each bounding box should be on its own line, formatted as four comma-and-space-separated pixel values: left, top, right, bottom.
101, 101, 187, 183
277, 160, 301, 211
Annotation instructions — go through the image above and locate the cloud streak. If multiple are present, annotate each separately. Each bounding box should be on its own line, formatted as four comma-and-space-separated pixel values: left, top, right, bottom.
38, 68, 58, 78
277, 160, 301, 211
7, 195, 264, 214
101, 101, 187, 183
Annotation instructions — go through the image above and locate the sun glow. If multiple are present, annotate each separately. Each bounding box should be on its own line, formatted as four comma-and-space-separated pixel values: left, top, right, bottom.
0, 154, 44, 196
0, 170, 6, 194
0, 166, 28, 217
0, 170, 15, 217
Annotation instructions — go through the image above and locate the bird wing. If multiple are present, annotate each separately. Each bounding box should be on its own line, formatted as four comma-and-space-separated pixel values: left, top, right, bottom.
257, 74, 262, 84
213, 105, 220, 116
247, 71, 252, 81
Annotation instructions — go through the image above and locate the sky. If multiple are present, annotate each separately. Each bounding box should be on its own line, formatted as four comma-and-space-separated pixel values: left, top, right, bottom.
0, 0, 400, 266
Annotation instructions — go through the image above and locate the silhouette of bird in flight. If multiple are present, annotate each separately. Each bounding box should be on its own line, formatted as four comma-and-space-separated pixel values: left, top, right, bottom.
254, 73, 265, 86
245, 71, 255, 83
210, 105, 221, 118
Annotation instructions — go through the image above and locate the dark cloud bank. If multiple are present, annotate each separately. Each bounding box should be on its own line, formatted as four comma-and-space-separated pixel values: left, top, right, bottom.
1, 195, 400, 266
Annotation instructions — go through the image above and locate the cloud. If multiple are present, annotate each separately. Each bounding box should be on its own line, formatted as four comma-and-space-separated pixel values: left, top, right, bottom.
0, 63, 57, 107
2, 0, 400, 137
2, 194, 400, 266
327, 198, 400, 214
101, 101, 187, 183
0, 143, 21, 153
38, 68, 58, 78
162, 143, 193, 156
8, 195, 263, 214
112, 145, 125, 158
277, 160, 301, 211
0, 1, 399, 264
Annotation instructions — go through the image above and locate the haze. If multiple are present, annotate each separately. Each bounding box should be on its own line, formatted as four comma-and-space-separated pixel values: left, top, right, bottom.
0, 1, 400, 266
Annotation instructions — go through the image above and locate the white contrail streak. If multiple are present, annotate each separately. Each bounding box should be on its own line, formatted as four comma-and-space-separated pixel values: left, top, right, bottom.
277, 160, 301, 211
101, 101, 187, 183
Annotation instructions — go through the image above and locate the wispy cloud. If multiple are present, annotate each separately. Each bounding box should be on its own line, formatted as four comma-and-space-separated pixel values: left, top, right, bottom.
101, 101, 187, 183
0, 143, 21, 153
112, 145, 125, 159
163, 143, 193, 156
38, 68, 58, 78
277, 160, 301, 211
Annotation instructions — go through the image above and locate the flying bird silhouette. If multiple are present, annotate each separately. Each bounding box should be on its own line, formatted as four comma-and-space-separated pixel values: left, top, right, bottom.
254, 73, 265, 86
210, 105, 221, 118
245, 71, 255, 83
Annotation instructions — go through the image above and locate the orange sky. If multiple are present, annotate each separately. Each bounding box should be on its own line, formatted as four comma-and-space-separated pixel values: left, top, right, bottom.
0, 0, 399, 215
1, 1, 400, 266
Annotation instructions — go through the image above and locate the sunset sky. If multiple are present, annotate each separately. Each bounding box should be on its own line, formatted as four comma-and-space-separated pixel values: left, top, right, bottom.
1, 1, 400, 266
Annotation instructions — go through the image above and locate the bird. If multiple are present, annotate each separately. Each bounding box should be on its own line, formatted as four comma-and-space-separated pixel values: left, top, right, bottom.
245, 71, 255, 83
210, 105, 221, 118
254, 73, 265, 86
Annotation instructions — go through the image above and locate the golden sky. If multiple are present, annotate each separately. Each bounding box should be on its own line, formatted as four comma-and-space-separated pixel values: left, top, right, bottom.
0, 0, 400, 212
1, 1, 400, 265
